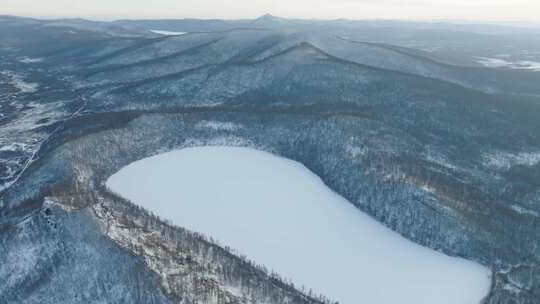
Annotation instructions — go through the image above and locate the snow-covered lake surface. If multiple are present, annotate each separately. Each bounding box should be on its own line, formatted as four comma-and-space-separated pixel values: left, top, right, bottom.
107, 147, 491, 304
149, 29, 187, 36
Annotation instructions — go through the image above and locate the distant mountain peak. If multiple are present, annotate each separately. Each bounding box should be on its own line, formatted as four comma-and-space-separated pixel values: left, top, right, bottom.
257, 13, 278, 20
253, 14, 289, 26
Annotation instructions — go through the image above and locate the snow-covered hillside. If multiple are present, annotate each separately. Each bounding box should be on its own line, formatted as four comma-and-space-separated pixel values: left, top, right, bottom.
2, 16, 540, 304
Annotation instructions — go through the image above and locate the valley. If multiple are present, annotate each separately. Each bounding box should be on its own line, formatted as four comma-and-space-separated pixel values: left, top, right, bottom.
1, 14, 540, 304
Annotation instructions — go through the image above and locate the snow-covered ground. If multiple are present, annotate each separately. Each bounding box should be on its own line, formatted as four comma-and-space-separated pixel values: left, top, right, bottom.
476, 57, 540, 71
150, 30, 187, 36
195, 120, 242, 132
18, 57, 43, 64
483, 150, 540, 170
0, 70, 39, 93
107, 146, 491, 304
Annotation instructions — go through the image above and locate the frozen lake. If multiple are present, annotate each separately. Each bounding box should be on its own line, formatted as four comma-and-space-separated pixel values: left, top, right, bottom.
149, 29, 187, 36
107, 146, 491, 304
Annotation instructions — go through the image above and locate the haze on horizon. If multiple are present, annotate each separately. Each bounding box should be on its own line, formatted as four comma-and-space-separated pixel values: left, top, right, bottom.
1, 0, 540, 23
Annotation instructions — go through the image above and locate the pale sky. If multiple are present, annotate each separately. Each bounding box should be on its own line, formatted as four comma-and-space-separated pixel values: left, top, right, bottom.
1, 0, 540, 22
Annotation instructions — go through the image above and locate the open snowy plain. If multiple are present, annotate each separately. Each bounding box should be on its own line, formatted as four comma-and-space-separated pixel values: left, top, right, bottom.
107, 146, 492, 304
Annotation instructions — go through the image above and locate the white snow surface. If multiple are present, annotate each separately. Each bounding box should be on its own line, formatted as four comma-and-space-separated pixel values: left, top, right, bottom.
19, 57, 43, 64
0, 70, 39, 93
150, 30, 187, 36
194, 120, 242, 132
107, 146, 491, 304
476, 57, 540, 71
483, 150, 540, 170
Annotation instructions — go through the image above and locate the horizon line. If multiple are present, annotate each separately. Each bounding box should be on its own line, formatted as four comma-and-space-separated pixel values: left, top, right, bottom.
2, 12, 540, 26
